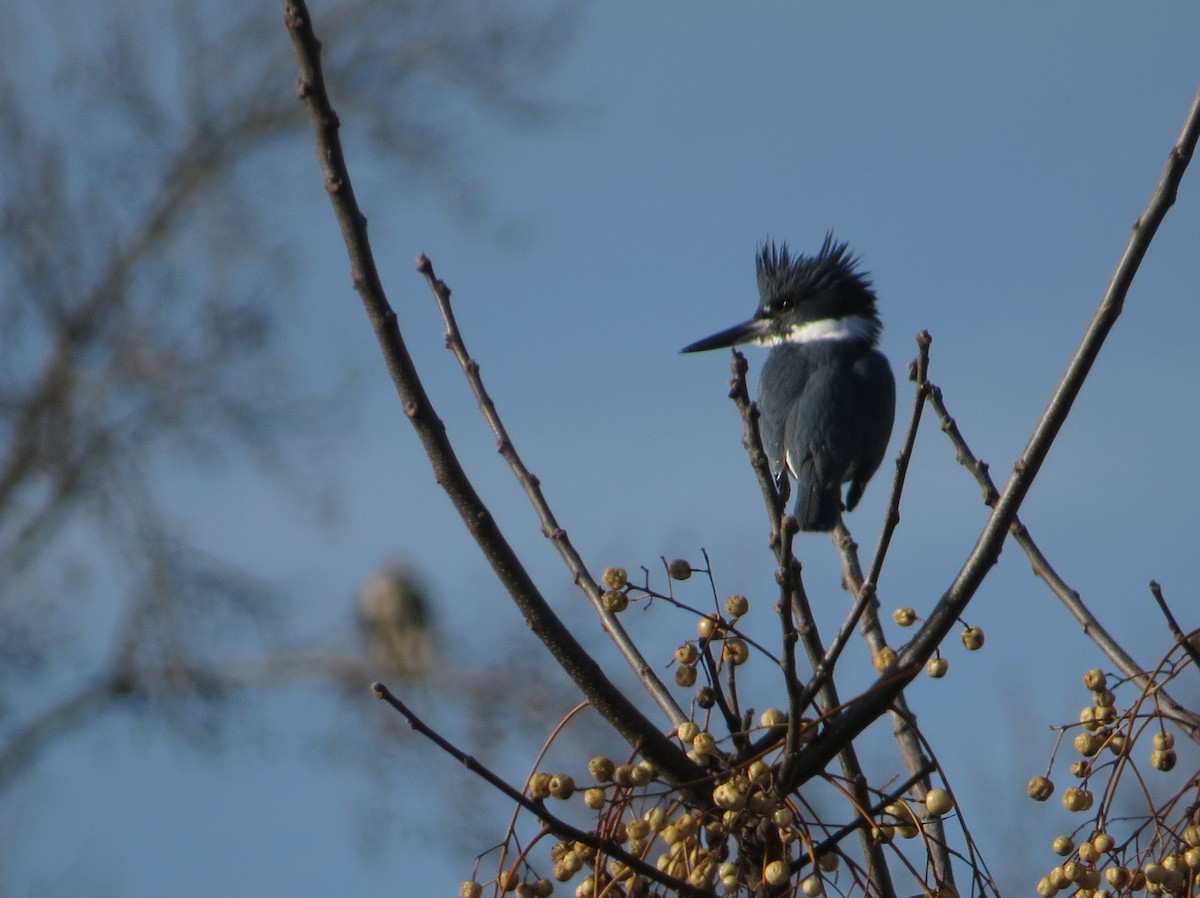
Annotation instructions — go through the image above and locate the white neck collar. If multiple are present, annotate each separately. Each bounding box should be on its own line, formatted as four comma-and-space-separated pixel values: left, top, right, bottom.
753, 314, 876, 347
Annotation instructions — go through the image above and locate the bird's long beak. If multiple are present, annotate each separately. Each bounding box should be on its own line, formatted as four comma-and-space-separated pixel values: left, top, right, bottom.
680, 317, 770, 354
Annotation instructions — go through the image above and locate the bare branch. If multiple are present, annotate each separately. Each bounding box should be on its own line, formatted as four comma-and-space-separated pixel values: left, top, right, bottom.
280, 0, 704, 793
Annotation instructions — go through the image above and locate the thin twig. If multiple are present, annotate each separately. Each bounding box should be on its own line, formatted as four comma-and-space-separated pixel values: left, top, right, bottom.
862, 330, 933, 588
833, 525, 954, 889
280, 0, 705, 795
418, 255, 687, 728
1149, 581, 1200, 672
802, 331, 933, 705
792, 762, 935, 873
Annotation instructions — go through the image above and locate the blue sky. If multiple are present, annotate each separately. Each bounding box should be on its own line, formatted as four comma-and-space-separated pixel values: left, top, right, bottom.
8, 4, 1200, 896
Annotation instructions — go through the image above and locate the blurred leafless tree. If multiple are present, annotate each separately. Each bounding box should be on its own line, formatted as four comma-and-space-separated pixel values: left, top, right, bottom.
0, 0, 578, 793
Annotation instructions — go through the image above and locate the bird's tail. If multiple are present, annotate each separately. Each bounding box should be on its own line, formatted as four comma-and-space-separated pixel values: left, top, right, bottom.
794, 483, 842, 532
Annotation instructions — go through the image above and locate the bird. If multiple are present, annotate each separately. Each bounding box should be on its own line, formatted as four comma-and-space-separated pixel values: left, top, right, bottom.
681, 235, 895, 531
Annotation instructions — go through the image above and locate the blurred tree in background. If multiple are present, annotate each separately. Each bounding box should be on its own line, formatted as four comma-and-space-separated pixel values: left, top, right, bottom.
0, 0, 577, 830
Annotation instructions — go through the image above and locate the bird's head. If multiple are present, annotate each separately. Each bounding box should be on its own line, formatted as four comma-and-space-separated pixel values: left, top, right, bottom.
681, 235, 881, 354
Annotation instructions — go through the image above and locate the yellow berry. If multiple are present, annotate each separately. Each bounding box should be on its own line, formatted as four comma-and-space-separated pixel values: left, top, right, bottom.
713, 781, 747, 811
529, 772, 552, 798
1035, 876, 1058, 897
601, 590, 628, 612
1083, 668, 1106, 691
461, 881, 483, 898
961, 626, 985, 650
927, 657, 949, 678
1028, 775, 1054, 801
893, 607, 917, 626
723, 639, 750, 665
1091, 832, 1114, 854
725, 594, 749, 617
548, 774, 575, 800
1105, 867, 1129, 888
675, 665, 697, 687
760, 708, 787, 730
668, 559, 692, 580
587, 756, 614, 782
601, 567, 628, 590
1151, 749, 1176, 771
925, 788, 954, 816
1143, 863, 1167, 885
764, 860, 789, 886
1062, 786, 1093, 812
801, 875, 824, 897
1074, 732, 1101, 757
1053, 835, 1074, 856
873, 647, 897, 672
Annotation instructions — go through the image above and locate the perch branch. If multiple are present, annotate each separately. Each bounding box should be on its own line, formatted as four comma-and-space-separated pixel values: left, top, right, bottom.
728, 353, 897, 898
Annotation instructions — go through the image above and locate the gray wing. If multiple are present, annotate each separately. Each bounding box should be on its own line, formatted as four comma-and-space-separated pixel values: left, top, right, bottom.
757, 347, 815, 488
760, 345, 855, 530
844, 348, 895, 511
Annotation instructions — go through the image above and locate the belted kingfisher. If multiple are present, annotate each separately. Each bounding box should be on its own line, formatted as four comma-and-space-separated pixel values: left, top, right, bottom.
682, 236, 895, 532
